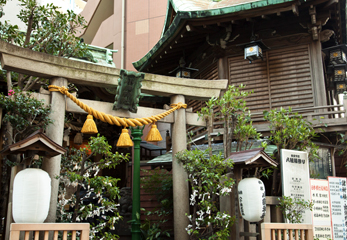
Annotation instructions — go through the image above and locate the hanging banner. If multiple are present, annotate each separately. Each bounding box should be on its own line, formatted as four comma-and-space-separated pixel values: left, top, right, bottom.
328, 176, 347, 240
310, 179, 332, 240
281, 149, 311, 223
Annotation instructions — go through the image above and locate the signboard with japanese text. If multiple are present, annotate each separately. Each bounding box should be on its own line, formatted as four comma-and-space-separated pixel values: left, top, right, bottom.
281, 149, 311, 223
310, 179, 332, 240
328, 177, 347, 240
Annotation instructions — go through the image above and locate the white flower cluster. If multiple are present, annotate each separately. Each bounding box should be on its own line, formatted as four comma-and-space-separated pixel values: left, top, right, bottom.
190, 189, 199, 205
220, 186, 232, 195
215, 212, 231, 228
185, 223, 194, 235
185, 205, 212, 235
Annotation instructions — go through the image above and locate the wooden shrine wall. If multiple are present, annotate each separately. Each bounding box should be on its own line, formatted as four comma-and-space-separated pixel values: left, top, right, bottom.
188, 44, 315, 118
228, 44, 315, 114
187, 63, 218, 113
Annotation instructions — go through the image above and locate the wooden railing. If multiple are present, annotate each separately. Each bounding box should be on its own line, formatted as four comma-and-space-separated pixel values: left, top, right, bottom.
10, 223, 90, 240
188, 104, 347, 142
261, 223, 313, 240
251, 104, 345, 122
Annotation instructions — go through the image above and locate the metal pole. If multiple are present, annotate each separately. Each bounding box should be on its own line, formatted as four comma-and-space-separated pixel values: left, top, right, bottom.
131, 126, 143, 240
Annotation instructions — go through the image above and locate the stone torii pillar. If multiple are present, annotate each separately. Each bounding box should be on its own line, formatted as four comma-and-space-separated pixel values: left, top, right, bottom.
0, 40, 228, 239
41, 77, 67, 223
171, 95, 190, 240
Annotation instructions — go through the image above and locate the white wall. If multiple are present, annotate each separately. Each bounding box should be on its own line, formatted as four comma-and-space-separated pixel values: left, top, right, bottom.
1, 0, 86, 31
1, 0, 26, 30
37, 0, 85, 14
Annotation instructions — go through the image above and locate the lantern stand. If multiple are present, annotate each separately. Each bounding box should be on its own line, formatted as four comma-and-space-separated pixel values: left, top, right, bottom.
0, 130, 66, 227
1, 129, 67, 159
129, 126, 144, 240
224, 148, 277, 239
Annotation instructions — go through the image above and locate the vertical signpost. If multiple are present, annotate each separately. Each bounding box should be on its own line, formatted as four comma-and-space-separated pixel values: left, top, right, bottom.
281, 149, 312, 223
310, 179, 332, 239
328, 177, 347, 240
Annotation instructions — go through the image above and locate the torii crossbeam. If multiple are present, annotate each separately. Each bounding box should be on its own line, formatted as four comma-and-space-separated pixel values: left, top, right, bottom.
0, 40, 228, 240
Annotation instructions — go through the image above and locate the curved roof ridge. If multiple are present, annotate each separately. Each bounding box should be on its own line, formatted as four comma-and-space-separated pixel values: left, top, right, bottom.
133, 0, 295, 71
171, 0, 273, 12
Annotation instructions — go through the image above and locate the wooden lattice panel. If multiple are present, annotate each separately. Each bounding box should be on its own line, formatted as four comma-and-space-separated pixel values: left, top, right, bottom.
268, 44, 314, 110
228, 55, 270, 113
228, 44, 314, 114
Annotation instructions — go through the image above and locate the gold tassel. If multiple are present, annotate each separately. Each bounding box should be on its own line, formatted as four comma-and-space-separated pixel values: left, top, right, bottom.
145, 123, 162, 142
81, 115, 98, 134
74, 133, 83, 145
117, 128, 133, 147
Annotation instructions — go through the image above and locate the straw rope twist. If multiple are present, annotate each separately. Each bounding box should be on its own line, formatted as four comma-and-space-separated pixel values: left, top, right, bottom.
48, 85, 187, 128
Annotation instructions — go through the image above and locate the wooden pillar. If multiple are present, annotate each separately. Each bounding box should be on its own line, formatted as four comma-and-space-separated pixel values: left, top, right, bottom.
231, 167, 242, 240
42, 77, 67, 223
218, 56, 229, 81
171, 95, 189, 240
4, 166, 18, 240
309, 39, 327, 108
220, 172, 233, 239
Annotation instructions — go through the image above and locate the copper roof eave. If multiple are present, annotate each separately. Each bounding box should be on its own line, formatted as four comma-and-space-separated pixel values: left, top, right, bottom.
133, 0, 300, 72
225, 148, 278, 168
0, 130, 66, 157
133, 0, 346, 72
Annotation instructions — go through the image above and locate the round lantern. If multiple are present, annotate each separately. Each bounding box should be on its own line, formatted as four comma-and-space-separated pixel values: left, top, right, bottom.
13, 168, 51, 223
238, 178, 266, 222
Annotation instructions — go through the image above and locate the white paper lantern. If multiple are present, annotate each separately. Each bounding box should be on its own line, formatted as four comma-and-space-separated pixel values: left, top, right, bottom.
13, 168, 51, 223
238, 178, 266, 222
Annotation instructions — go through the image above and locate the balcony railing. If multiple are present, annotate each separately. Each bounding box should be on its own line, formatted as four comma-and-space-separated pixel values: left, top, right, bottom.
261, 223, 313, 240
10, 223, 90, 240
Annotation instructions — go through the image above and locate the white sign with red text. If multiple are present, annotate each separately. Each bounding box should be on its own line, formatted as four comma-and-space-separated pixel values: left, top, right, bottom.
310, 179, 332, 240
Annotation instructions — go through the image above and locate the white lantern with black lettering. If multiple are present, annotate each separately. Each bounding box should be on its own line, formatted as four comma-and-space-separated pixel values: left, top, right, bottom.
13, 168, 51, 223
238, 178, 266, 222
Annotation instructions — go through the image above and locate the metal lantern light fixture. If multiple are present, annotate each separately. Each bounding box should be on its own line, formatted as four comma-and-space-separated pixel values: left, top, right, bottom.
333, 65, 347, 82
323, 44, 347, 65
237, 22, 269, 63
323, 45, 347, 94
244, 41, 263, 62
327, 64, 347, 82
174, 67, 198, 78
238, 40, 269, 63
327, 64, 347, 94
335, 82, 347, 94
169, 57, 198, 78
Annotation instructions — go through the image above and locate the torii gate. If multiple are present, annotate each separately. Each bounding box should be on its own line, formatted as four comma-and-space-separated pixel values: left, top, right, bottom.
0, 40, 228, 240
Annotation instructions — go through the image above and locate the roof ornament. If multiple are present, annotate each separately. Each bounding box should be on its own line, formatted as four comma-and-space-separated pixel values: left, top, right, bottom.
206, 24, 238, 49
